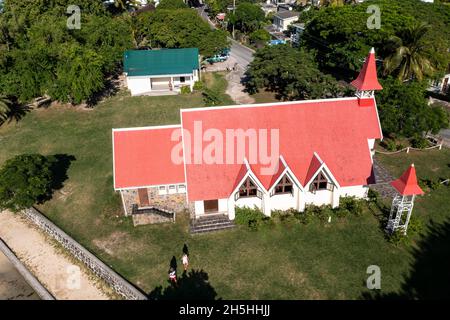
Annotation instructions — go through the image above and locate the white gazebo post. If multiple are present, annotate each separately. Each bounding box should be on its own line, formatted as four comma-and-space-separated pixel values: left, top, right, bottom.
386, 164, 424, 235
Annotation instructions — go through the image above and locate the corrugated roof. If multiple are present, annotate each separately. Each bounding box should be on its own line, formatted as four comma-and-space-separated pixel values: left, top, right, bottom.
274, 10, 300, 19
123, 48, 199, 77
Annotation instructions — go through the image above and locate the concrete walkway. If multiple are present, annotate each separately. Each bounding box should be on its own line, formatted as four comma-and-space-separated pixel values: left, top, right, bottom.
0, 211, 110, 300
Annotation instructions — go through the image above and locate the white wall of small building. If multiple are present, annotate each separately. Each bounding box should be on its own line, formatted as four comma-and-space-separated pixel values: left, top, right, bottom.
125, 71, 199, 96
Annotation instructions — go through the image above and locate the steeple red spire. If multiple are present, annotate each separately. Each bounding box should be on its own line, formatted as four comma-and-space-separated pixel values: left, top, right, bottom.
351, 48, 383, 91
390, 164, 424, 196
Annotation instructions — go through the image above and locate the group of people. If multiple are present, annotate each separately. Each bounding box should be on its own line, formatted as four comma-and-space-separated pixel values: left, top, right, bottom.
168, 251, 189, 284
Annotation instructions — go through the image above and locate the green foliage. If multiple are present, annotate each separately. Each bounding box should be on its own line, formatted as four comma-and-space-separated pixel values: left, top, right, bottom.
383, 22, 435, 81
367, 189, 379, 203
228, 3, 265, 34
202, 87, 222, 106
245, 46, 342, 100
388, 216, 424, 246
180, 85, 192, 94
0, 95, 12, 122
235, 206, 266, 230
249, 29, 270, 44
339, 196, 364, 216
410, 135, 429, 149
134, 9, 228, 57
0, 1, 133, 104
157, 0, 188, 9
301, 0, 450, 79
193, 81, 205, 91
0, 154, 54, 212
380, 139, 398, 151
377, 77, 449, 138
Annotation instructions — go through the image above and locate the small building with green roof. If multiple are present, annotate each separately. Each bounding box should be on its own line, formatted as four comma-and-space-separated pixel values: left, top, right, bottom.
123, 48, 200, 96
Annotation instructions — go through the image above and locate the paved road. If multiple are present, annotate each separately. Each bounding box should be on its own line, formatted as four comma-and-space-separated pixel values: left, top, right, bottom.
197, 6, 254, 70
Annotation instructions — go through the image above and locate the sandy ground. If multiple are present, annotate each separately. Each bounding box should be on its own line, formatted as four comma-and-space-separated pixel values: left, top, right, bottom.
225, 65, 255, 105
0, 211, 110, 300
0, 251, 39, 300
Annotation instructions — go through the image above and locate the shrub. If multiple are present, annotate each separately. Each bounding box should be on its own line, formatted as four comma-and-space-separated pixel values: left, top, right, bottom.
180, 85, 191, 94
419, 178, 441, 191
407, 216, 424, 236
193, 81, 204, 91
202, 88, 221, 106
410, 135, 429, 149
296, 210, 314, 225
339, 196, 364, 216
388, 229, 409, 246
334, 206, 350, 218
272, 209, 298, 224
367, 189, 379, 203
235, 206, 266, 230
0, 154, 55, 212
381, 139, 397, 151
304, 205, 329, 223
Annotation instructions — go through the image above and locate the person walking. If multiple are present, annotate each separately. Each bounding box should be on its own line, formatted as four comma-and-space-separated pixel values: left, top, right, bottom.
182, 253, 189, 271
169, 267, 177, 284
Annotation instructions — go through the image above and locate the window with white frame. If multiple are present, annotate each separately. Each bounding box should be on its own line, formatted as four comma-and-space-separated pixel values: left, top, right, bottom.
158, 185, 167, 195
177, 184, 186, 193
168, 185, 176, 194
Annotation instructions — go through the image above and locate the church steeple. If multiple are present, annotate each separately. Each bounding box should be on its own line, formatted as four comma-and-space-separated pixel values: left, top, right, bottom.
351, 48, 383, 106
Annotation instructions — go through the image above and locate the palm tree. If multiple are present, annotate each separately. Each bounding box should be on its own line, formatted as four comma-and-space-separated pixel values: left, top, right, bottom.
383, 22, 435, 81
0, 95, 12, 122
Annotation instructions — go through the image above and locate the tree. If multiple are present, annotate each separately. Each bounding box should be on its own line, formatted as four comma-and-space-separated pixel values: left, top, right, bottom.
301, 0, 450, 79
0, 0, 133, 104
157, 0, 188, 9
245, 45, 342, 100
228, 2, 265, 35
383, 22, 435, 81
376, 77, 449, 137
136, 9, 228, 57
249, 29, 270, 45
0, 154, 55, 212
0, 95, 11, 122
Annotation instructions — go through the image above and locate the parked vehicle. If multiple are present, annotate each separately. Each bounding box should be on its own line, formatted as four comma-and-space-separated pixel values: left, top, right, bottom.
205, 48, 230, 64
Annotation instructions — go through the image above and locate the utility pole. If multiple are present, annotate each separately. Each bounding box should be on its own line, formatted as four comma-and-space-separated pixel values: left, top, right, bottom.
232, 0, 235, 40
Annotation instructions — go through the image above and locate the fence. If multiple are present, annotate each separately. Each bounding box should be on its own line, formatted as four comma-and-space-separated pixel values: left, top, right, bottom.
21, 207, 148, 300
374, 143, 443, 155
0, 238, 55, 300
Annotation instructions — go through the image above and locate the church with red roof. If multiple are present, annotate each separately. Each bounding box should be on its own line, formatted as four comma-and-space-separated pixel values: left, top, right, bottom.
112, 48, 384, 225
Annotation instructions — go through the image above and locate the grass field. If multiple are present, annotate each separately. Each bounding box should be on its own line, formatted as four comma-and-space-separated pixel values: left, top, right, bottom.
0, 76, 449, 299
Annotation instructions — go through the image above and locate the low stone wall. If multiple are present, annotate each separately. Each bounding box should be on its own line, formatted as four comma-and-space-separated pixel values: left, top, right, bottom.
21, 207, 147, 300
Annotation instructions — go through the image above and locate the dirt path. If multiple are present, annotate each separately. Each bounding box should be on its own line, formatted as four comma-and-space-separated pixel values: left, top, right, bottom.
0, 211, 110, 300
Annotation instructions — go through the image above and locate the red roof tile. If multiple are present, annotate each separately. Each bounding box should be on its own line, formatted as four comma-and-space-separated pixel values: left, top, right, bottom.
113, 126, 185, 189
181, 97, 382, 201
351, 48, 383, 91
390, 164, 424, 196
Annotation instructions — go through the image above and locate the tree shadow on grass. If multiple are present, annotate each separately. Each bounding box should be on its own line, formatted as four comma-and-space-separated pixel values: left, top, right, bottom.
49, 154, 76, 190
148, 269, 219, 300
0, 99, 31, 127
37, 154, 76, 203
362, 219, 450, 299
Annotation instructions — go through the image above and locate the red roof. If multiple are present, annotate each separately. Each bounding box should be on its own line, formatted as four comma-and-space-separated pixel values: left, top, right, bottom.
351, 48, 383, 91
181, 97, 382, 201
113, 126, 185, 189
390, 164, 424, 196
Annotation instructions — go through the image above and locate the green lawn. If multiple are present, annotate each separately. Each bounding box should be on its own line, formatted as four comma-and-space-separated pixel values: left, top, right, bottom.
0, 80, 449, 299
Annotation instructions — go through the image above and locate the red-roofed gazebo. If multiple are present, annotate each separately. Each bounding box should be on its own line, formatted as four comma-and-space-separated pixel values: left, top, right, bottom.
387, 164, 424, 235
